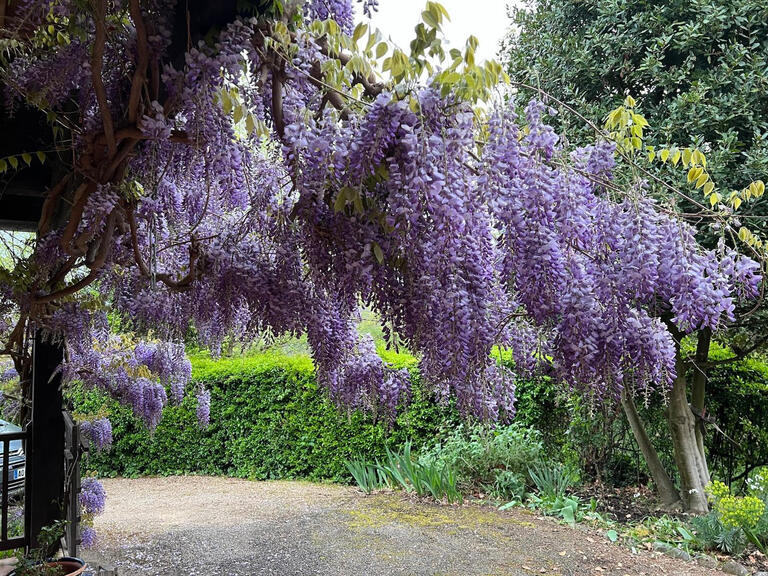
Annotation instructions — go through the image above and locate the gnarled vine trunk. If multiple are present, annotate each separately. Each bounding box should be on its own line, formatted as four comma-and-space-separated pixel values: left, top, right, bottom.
620, 390, 681, 509
622, 328, 712, 513
667, 332, 711, 513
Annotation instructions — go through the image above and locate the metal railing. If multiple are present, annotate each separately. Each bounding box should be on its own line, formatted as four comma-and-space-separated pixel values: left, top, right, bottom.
0, 430, 28, 551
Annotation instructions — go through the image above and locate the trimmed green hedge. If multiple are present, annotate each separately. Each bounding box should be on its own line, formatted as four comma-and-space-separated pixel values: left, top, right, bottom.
71, 352, 463, 481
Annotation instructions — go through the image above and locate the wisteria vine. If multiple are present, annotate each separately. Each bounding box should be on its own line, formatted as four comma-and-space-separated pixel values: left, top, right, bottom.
0, 0, 762, 452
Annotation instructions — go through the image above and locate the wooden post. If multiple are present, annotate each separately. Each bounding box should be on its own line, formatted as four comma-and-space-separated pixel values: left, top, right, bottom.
27, 333, 65, 550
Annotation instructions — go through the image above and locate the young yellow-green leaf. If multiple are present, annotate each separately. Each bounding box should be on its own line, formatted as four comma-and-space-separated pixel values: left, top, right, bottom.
671, 149, 681, 166
739, 227, 750, 242
0, 159, 6, 173
749, 180, 765, 198
659, 148, 670, 163
682, 148, 692, 167
21, 153, 32, 166
624, 95, 636, 107
695, 173, 708, 189
703, 181, 715, 196
245, 113, 256, 134
732, 197, 742, 210
647, 150, 656, 162
631, 112, 649, 128
687, 166, 702, 183
36, 151, 46, 164
8, 156, 18, 170
692, 149, 706, 167
631, 136, 642, 150
709, 192, 721, 207
376, 42, 388, 59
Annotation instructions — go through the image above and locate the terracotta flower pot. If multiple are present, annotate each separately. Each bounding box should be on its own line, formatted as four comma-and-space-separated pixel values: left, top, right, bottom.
48, 558, 86, 576
9, 557, 86, 576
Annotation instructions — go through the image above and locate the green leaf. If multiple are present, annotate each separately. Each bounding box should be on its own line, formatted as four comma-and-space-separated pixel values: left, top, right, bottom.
36, 151, 46, 164
220, 91, 232, 115
21, 153, 32, 166
606, 529, 619, 542
233, 105, 244, 125
376, 42, 388, 59
560, 504, 576, 526
8, 156, 18, 170
372, 242, 384, 264
422, 9, 439, 29
334, 187, 351, 213
352, 22, 368, 43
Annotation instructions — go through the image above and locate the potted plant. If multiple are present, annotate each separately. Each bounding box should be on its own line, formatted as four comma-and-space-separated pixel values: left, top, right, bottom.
10, 523, 86, 576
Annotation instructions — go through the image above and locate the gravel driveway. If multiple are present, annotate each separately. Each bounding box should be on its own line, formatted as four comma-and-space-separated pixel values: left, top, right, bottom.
83, 476, 724, 576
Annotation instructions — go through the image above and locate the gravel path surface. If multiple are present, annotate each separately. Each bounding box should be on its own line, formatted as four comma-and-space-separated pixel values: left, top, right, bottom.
83, 477, 724, 576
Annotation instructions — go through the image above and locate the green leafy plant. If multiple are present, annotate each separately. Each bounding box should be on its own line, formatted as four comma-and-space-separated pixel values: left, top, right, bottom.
528, 463, 577, 501
419, 422, 544, 499
345, 457, 388, 494
13, 521, 66, 576
375, 442, 462, 503
704, 480, 768, 554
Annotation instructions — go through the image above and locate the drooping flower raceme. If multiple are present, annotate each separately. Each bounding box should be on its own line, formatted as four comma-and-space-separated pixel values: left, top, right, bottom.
79, 478, 106, 516
80, 418, 113, 452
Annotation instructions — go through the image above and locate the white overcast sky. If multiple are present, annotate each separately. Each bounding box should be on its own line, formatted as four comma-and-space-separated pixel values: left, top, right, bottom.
358, 1, 522, 63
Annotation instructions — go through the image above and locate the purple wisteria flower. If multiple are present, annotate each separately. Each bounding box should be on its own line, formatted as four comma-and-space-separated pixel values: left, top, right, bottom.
79, 478, 106, 516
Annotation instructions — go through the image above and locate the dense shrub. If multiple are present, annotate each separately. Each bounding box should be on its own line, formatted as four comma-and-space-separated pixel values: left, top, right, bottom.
71, 345, 768, 490
71, 352, 461, 481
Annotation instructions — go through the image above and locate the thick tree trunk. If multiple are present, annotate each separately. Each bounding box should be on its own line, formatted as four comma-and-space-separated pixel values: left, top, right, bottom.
668, 342, 710, 513
620, 389, 681, 509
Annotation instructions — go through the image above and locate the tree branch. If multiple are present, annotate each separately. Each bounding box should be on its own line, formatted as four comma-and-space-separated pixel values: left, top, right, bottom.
91, 0, 117, 158
127, 0, 149, 123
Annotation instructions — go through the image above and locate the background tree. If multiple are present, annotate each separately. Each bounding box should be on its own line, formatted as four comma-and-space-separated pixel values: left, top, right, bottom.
505, 0, 768, 511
